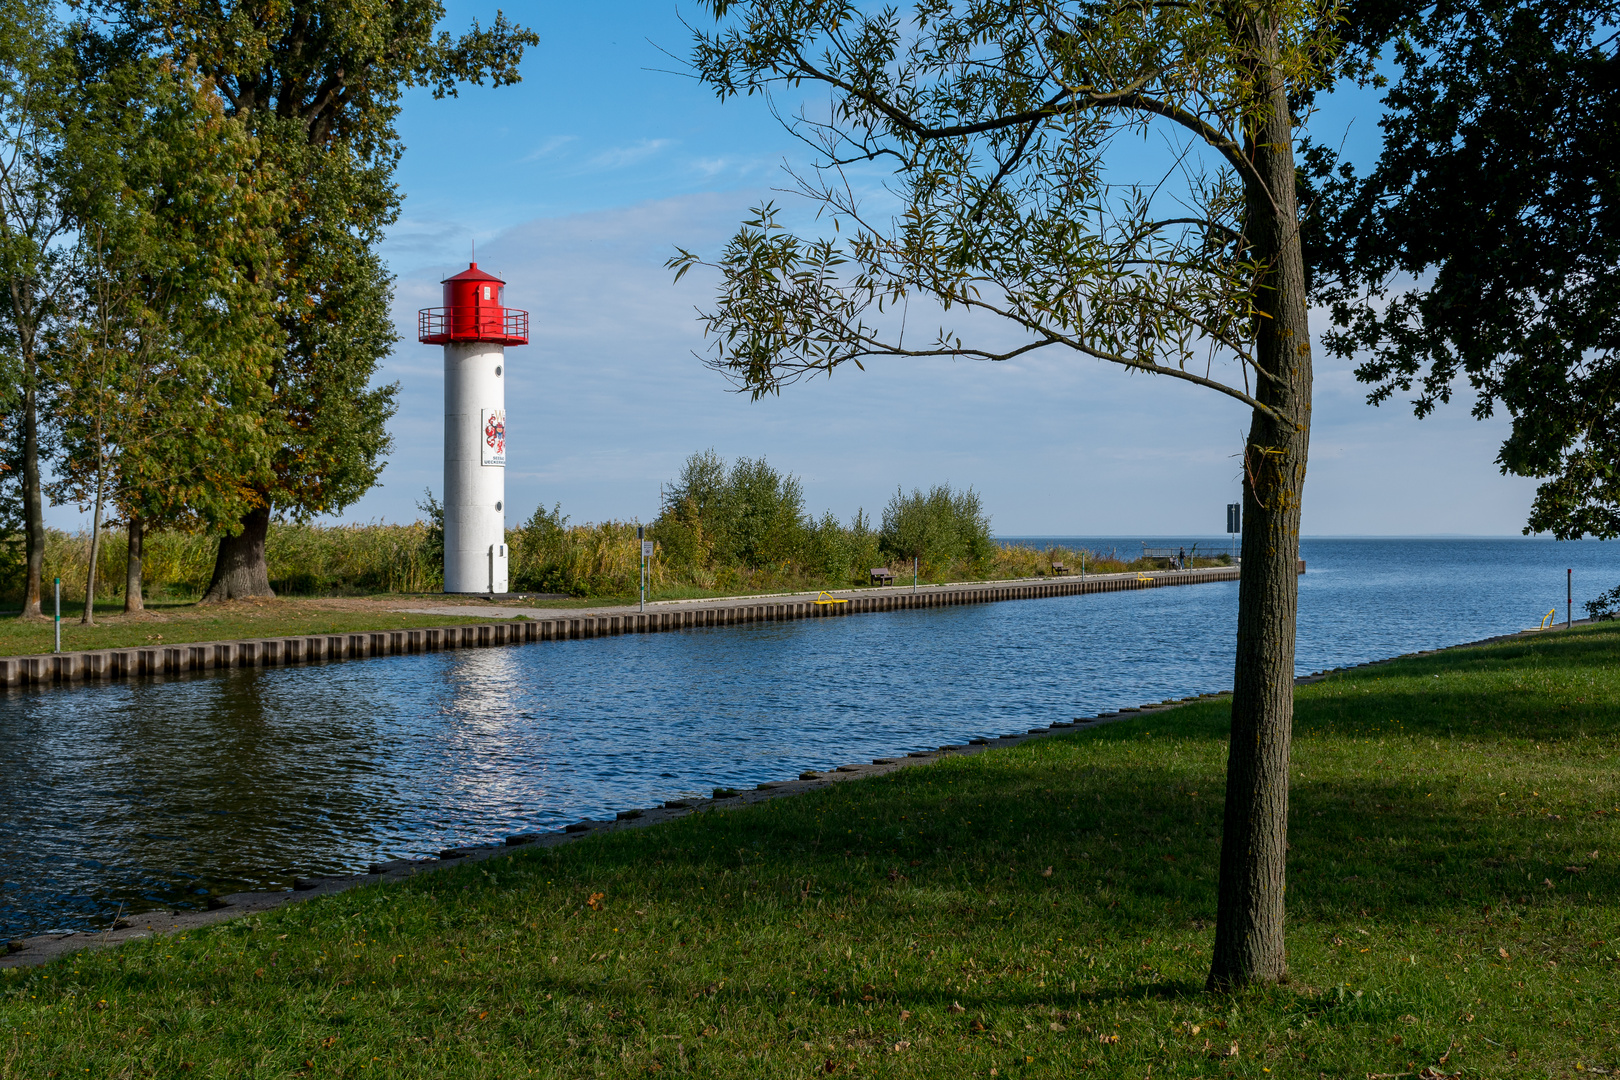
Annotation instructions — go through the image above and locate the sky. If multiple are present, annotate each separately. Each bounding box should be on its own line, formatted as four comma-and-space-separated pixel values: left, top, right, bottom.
52, 1, 1547, 538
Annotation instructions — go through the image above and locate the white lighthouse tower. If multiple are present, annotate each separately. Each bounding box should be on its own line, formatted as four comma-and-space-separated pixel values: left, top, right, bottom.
419, 263, 529, 594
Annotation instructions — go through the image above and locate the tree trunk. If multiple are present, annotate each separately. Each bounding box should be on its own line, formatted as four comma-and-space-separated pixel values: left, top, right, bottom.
82, 482, 105, 626
200, 503, 275, 602
20, 379, 44, 620
1206, 16, 1314, 992
124, 514, 145, 613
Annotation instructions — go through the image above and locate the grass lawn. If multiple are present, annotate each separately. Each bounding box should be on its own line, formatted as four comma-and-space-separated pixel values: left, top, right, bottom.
3, 625, 1616, 1077
0, 597, 533, 658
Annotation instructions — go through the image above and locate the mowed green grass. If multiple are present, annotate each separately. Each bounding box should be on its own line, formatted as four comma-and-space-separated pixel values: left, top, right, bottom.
0, 599, 525, 658
3, 626, 1617, 1078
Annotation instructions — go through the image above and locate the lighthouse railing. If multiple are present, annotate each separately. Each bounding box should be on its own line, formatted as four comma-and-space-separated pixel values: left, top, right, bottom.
417, 307, 529, 344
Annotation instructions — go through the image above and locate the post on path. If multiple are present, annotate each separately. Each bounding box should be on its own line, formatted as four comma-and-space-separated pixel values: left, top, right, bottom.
1568, 568, 1572, 628
639, 525, 652, 613
53, 577, 60, 653
912, 557, 918, 593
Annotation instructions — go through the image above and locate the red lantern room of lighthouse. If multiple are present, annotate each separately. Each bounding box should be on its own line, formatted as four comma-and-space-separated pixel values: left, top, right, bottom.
418, 264, 529, 594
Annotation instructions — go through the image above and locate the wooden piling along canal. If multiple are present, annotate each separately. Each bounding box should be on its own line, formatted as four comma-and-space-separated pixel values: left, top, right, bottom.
0, 564, 1294, 690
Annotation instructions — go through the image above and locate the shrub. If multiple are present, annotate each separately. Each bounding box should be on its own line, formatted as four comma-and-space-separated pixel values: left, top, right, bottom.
508, 504, 656, 598
1585, 584, 1620, 621
652, 450, 808, 571
879, 483, 993, 578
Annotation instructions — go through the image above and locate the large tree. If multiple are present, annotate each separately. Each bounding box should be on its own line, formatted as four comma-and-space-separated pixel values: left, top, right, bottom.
673, 0, 1337, 988
50, 39, 278, 619
1309, 0, 1620, 538
0, 0, 72, 618
98, 0, 538, 600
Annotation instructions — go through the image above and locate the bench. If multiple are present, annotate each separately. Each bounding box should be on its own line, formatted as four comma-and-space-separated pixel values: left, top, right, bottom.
1051, 562, 1068, 574
870, 567, 895, 586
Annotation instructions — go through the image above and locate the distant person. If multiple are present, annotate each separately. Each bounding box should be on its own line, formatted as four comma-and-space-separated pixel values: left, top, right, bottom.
1178, 545, 1186, 570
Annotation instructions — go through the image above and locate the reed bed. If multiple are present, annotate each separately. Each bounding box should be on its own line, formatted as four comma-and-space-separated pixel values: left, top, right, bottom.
1, 523, 1204, 605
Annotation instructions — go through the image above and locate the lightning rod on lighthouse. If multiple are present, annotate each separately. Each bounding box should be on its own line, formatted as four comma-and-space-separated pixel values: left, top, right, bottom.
419, 263, 529, 594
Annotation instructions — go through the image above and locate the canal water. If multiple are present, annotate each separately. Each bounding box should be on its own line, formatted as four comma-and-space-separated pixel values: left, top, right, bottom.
1, 537, 1611, 937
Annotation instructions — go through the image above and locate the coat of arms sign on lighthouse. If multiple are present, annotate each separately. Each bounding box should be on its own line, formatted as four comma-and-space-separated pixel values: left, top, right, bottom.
419, 263, 528, 593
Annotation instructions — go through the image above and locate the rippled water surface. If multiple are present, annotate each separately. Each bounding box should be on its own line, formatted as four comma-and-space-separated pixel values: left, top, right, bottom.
1, 537, 1611, 936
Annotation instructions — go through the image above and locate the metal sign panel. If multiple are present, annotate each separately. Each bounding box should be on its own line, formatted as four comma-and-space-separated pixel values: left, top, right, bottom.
1226, 502, 1241, 534
481, 409, 506, 467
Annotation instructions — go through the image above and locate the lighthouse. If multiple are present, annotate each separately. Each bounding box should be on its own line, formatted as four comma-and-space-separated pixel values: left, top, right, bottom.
419, 263, 529, 594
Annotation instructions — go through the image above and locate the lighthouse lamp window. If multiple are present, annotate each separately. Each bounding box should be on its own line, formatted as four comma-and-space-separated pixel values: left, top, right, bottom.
480, 408, 506, 467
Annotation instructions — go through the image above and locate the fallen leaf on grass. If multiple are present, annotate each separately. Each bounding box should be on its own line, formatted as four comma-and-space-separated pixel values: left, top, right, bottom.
1498, 947, 1510, 960
1042, 866, 1053, 877
892, 1041, 910, 1052
947, 1001, 966, 1014
1098, 1033, 1119, 1044
587, 892, 606, 911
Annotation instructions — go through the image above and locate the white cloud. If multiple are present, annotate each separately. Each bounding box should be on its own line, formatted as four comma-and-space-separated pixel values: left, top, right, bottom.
334, 189, 1538, 537
520, 135, 578, 162
584, 138, 676, 171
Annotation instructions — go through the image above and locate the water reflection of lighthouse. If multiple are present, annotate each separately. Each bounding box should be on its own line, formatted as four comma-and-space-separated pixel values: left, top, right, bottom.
418, 264, 529, 593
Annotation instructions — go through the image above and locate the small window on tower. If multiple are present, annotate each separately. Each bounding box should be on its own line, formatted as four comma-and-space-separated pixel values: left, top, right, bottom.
483, 286, 491, 300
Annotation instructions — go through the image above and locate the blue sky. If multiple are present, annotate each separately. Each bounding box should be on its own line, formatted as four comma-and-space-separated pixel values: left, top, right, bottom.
53, 1, 1547, 537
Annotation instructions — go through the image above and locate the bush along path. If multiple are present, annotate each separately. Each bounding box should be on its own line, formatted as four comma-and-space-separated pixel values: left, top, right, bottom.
2, 624, 1616, 1075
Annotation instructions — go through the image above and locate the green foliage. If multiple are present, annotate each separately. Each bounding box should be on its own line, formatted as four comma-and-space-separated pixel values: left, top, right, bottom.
879, 483, 993, 577
48, 44, 278, 536
1582, 584, 1620, 622
500, 454, 1140, 598
415, 488, 445, 574
0, 521, 446, 603
0, 0, 75, 609
3, 626, 1618, 1073
509, 505, 649, 598
670, 1, 1341, 421
654, 449, 808, 570
84, 0, 537, 539
646, 450, 882, 590
1311, 0, 1620, 539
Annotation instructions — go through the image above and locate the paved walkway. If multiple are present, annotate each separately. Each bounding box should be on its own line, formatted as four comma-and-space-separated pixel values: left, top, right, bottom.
393, 565, 1242, 621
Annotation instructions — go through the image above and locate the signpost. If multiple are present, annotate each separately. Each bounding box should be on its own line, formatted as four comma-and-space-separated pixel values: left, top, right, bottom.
1226, 502, 1241, 560
53, 577, 60, 653
639, 525, 652, 612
